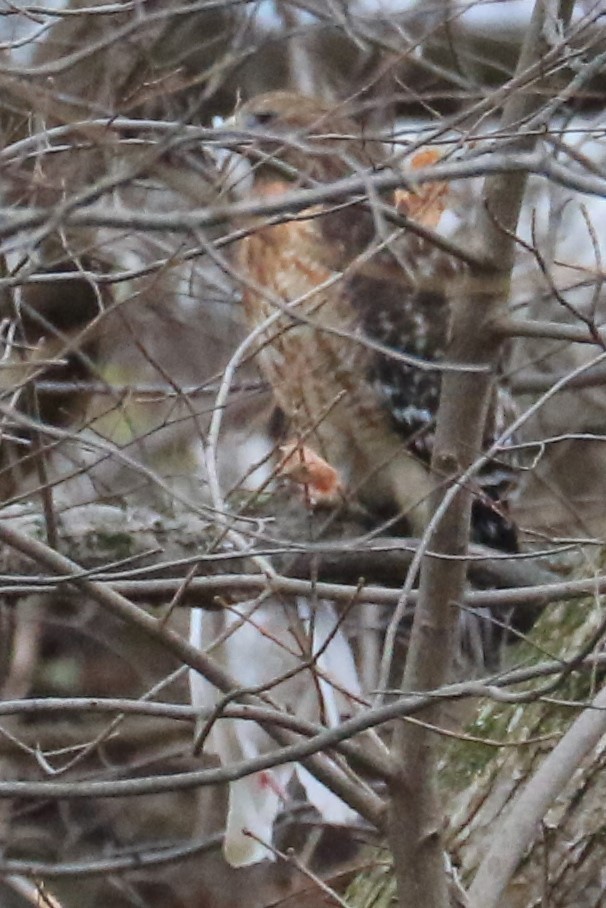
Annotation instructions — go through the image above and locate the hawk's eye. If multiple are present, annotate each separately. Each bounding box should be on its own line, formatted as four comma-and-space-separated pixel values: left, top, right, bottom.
244, 110, 277, 129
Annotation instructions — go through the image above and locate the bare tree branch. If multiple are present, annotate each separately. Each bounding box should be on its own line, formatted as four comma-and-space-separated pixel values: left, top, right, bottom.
387, 3, 578, 907
468, 675, 606, 908
0, 519, 384, 826
3, 150, 606, 242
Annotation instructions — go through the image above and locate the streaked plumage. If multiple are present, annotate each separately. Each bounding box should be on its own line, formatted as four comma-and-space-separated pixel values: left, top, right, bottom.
189, 95, 520, 866
233, 92, 517, 547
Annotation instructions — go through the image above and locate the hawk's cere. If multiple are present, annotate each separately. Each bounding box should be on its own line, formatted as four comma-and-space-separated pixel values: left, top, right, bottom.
232, 90, 518, 548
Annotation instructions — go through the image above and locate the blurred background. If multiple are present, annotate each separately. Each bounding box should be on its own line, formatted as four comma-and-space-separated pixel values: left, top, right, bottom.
1, 1, 606, 905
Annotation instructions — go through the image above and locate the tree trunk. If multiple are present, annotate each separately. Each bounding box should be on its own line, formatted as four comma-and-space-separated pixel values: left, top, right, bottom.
347, 559, 606, 907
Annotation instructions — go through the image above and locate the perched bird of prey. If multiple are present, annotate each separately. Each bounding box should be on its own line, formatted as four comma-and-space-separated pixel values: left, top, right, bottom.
231, 91, 518, 549
190, 93, 520, 866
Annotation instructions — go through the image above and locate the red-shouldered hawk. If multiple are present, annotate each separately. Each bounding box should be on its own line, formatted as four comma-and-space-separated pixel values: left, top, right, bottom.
231, 92, 517, 550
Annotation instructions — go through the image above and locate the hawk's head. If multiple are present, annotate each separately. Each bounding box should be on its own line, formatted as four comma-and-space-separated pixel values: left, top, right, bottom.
230, 91, 385, 186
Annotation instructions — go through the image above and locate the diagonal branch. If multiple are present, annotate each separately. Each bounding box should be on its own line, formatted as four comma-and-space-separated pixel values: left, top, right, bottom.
468, 678, 606, 908
0, 520, 383, 826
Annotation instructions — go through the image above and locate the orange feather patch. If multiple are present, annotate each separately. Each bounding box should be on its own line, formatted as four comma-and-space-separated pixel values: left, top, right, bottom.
395, 148, 448, 229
